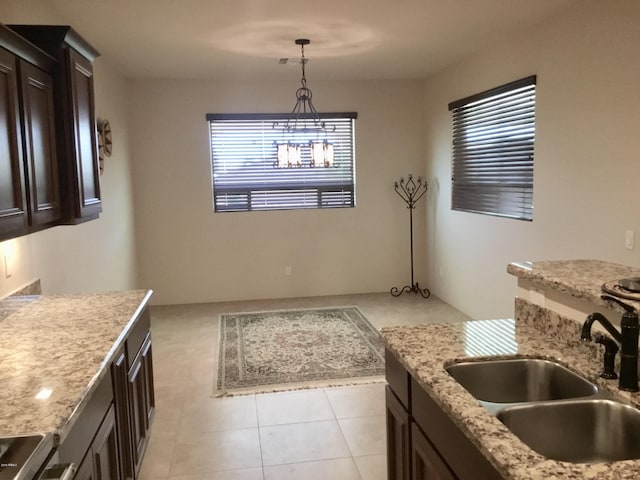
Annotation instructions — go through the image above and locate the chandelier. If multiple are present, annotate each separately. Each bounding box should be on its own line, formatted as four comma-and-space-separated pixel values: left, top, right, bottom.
275, 39, 334, 169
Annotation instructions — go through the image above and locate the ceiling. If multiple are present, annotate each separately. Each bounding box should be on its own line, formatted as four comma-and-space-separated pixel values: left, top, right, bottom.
34, 0, 576, 80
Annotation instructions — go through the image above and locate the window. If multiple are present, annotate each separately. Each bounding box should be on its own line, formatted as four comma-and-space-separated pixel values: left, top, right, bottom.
448, 76, 536, 221
207, 113, 357, 212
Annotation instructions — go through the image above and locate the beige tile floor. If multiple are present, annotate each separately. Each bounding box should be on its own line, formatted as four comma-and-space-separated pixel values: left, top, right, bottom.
139, 292, 470, 480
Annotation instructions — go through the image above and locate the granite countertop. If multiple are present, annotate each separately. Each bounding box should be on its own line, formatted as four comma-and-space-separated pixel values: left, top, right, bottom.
507, 259, 640, 312
0, 289, 153, 441
382, 318, 640, 480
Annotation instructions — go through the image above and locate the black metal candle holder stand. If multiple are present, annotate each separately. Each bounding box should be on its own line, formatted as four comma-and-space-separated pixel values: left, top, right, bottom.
390, 174, 431, 299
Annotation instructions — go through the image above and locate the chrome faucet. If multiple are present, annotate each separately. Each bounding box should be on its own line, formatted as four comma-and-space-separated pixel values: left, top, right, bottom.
581, 295, 639, 392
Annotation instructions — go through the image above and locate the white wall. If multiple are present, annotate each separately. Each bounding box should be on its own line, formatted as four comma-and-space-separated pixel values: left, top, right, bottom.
423, 0, 640, 319
9, 0, 632, 316
0, 2, 138, 296
128, 79, 426, 305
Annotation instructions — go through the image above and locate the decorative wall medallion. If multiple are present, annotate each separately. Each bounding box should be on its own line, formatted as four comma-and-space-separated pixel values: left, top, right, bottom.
97, 119, 112, 175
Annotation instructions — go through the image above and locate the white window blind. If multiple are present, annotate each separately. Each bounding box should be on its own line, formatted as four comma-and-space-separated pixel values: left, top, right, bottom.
207, 113, 357, 212
448, 76, 536, 221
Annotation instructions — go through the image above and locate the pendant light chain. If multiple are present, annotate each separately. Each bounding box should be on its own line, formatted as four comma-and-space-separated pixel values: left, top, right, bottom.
300, 41, 307, 90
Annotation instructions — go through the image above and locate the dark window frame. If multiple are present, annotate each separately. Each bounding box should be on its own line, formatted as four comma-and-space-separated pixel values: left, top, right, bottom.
207, 112, 357, 213
448, 76, 536, 221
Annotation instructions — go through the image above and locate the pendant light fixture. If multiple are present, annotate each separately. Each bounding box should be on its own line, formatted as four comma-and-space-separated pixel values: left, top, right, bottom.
275, 39, 334, 168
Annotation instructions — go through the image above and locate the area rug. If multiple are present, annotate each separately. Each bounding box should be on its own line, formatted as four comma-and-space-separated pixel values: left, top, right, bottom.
215, 306, 385, 396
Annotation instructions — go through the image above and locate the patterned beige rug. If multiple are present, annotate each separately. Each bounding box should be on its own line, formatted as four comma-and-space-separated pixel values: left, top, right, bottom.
215, 307, 385, 396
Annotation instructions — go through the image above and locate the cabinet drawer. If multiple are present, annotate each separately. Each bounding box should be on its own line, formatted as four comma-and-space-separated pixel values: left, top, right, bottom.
126, 307, 150, 368
386, 348, 411, 409
57, 369, 113, 468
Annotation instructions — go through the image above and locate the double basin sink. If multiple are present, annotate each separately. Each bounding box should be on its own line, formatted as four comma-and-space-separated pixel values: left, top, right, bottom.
445, 358, 640, 463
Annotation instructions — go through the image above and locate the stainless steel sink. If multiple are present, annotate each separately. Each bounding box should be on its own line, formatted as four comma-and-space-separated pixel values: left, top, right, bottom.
445, 358, 597, 403
445, 357, 640, 463
497, 399, 640, 463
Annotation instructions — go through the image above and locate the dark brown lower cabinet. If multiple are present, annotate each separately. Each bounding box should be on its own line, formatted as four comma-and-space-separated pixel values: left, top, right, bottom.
141, 337, 155, 429
411, 424, 456, 480
92, 405, 120, 480
128, 351, 145, 472
386, 386, 410, 480
112, 349, 134, 480
74, 453, 94, 480
128, 333, 154, 477
385, 349, 503, 480
75, 404, 119, 480
59, 309, 154, 480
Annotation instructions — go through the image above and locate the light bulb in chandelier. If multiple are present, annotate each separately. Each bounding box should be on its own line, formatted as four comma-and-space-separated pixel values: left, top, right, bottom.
311, 140, 334, 167
276, 143, 302, 168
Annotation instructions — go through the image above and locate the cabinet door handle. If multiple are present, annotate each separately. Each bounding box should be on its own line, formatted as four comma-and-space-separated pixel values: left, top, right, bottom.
95, 452, 102, 480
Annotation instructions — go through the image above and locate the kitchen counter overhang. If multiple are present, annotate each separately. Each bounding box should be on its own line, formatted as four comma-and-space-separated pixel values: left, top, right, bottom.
382, 316, 640, 480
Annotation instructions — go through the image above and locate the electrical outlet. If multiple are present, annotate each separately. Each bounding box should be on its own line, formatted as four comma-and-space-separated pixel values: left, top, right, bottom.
625, 230, 634, 250
285, 265, 292, 276
1, 240, 14, 278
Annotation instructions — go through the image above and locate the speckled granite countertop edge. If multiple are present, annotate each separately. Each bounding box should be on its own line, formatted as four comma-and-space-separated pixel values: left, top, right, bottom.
507, 259, 640, 312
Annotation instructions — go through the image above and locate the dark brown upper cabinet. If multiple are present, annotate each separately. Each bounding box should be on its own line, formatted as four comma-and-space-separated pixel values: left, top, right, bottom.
19, 59, 61, 226
9, 25, 102, 224
0, 44, 27, 238
0, 25, 60, 241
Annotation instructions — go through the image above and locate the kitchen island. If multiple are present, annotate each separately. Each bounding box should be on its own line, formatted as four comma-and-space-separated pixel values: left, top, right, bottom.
381, 259, 640, 480
0, 288, 154, 479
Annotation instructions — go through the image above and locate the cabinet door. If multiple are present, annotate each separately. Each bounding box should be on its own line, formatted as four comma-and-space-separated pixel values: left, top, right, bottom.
112, 350, 134, 480
67, 48, 101, 219
0, 47, 27, 237
18, 59, 60, 226
141, 335, 155, 427
411, 378, 502, 480
411, 424, 457, 480
128, 351, 147, 474
386, 386, 411, 480
128, 333, 155, 476
74, 452, 95, 480
93, 405, 120, 480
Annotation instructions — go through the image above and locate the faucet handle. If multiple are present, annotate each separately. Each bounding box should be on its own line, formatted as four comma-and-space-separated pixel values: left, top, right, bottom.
594, 332, 619, 380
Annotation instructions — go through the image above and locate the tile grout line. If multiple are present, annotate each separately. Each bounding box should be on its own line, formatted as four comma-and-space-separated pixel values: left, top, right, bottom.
254, 393, 267, 479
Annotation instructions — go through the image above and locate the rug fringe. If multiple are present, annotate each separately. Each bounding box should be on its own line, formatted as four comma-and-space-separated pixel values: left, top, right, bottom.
216, 304, 366, 317
214, 376, 387, 398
